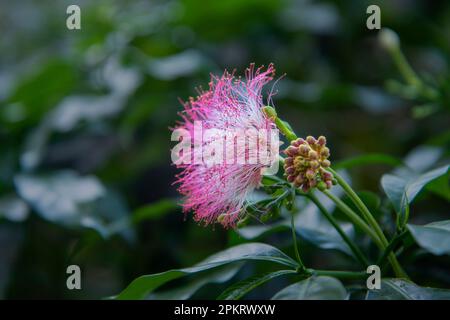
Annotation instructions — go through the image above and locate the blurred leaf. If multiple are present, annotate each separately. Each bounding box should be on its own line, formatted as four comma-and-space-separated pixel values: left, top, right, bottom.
354, 86, 403, 114
87, 189, 136, 242
427, 174, 450, 201
381, 164, 449, 213
14, 170, 133, 240
150, 264, 242, 300
407, 221, 450, 256
106, 199, 178, 237
3, 60, 77, 129
238, 192, 355, 256
181, 0, 280, 39
400, 145, 444, 174
132, 199, 179, 223
218, 269, 296, 300
0, 194, 29, 222
48, 58, 140, 132
412, 104, 439, 119
101, 56, 142, 95
20, 122, 51, 170
116, 242, 298, 299
271, 276, 347, 300
278, 0, 339, 34
366, 279, 450, 300
334, 153, 402, 170
15, 170, 104, 222
147, 50, 209, 80
49, 94, 126, 132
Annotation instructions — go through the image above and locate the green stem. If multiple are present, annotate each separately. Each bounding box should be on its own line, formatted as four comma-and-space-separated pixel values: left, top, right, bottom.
275, 118, 297, 141
307, 269, 367, 280
328, 168, 385, 238
387, 41, 438, 100
321, 189, 382, 248
388, 44, 421, 89
327, 168, 409, 279
309, 192, 369, 267
376, 230, 408, 269
263, 106, 297, 141
290, 210, 305, 270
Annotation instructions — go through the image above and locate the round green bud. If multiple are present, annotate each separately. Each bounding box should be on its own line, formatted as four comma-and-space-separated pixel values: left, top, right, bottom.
317, 181, 327, 191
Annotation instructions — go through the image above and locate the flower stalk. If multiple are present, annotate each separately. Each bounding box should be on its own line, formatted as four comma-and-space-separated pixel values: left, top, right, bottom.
321, 189, 382, 248
308, 192, 369, 267
379, 28, 438, 101
263, 106, 297, 141
327, 167, 409, 279
289, 197, 306, 271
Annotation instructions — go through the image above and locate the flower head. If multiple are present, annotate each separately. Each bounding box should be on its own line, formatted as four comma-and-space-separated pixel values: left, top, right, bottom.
173, 64, 278, 227
284, 135, 334, 192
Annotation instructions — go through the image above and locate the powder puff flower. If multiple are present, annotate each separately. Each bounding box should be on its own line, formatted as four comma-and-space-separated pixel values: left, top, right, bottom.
172, 64, 279, 227
284, 136, 334, 192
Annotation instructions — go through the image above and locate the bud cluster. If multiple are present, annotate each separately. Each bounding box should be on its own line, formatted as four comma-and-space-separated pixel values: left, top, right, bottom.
283, 136, 334, 192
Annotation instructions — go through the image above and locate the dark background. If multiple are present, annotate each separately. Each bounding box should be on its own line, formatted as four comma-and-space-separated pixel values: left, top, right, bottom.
0, 0, 449, 299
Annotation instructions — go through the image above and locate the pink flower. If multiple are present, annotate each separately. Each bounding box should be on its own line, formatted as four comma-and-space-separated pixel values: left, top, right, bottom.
173, 64, 278, 227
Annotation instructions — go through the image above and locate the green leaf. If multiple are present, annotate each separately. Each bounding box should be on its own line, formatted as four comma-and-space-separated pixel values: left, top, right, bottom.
402, 145, 443, 173
116, 243, 297, 299
3, 60, 77, 130
381, 165, 449, 218
407, 220, 450, 255
105, 199, 179, 238
238, 197, 355, 256
0, 194, 29, 222
15, 170, 105, 223
217, 270, 296, 300
271, 276, 347, 300
427, 174, 450, 201
14, 170, 133, 240
367, 279, 450, 300
334, 153, 403, 170
150, 264, 242, 300
132, 198, 178, 223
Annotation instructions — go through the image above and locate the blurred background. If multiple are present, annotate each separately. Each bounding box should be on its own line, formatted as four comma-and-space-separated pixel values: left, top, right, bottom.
0, 0, 449, 299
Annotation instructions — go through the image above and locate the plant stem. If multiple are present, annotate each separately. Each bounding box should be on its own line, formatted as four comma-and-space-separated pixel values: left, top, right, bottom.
275, 118, 297, 141
307, 268, 367, 280
376, 230, 408, 269
290, 210, 305, 270
263, 106, 297, 141
327, 168, 409, 279
308, 192, 369, 267
321, 189, 382, 248
385, 38, 438, 100
388, 44, 421, 89
329, 168, 386, 237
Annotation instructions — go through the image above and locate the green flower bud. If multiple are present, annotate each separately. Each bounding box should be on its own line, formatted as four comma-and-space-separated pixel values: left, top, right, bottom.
317, 181, 327, 191
263, 105, 277, 119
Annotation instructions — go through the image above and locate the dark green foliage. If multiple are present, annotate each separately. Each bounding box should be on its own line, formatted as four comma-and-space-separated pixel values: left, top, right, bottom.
0, 0, 449, 299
